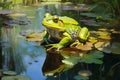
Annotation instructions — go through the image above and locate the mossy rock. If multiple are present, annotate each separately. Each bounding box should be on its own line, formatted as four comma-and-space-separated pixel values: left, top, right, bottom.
2, 75, 31, 80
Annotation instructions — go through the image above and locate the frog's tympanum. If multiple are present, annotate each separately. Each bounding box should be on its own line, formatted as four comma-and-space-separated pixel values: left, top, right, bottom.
42, 13, 90, 51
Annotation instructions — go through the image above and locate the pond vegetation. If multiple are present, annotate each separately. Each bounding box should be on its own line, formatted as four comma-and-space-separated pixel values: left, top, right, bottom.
0, 0, 120, 80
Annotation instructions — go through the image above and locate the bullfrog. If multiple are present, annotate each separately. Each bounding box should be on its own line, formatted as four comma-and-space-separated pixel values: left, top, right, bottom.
42, 13, 90, 51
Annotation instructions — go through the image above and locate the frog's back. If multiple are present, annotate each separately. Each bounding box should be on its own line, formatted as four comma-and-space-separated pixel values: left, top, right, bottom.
59, 16, 79, 25
65, 24, 81, 40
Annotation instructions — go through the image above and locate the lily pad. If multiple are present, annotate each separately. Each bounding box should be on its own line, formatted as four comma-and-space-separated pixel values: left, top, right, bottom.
3, 71, 17, 76
80, 50, 104, 64
62, 56, 80, 66
81, 55, 103, 64
89, 50, 104, 58
88, 37, 98, 44
111, 42, 120, 54
26, 32, 44, 42
9, 13, 26, 17
61, 48, 82, 57
94, 42, 111, 53
95, 42, 120, 54
78, 70, 92, 77
97, 31, 111, 36
2, 75, 31, 80
74, 75, 89, 80
110, 29, 120, 34
97, 31, 111, 40
43, 65, 65, 77
76, 42, 93, 51
98, 35, 111, 40
98, 28, 108, 31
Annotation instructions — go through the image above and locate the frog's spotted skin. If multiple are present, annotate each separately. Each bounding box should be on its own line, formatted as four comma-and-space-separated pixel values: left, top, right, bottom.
42, 13, 90, 51
66, 25, 81, 40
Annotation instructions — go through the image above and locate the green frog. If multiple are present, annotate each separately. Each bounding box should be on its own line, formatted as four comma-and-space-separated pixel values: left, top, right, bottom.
42, 13, 90, 51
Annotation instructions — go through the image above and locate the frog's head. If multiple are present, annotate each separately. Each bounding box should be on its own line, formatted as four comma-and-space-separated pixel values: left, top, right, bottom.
42, 13, 65, 31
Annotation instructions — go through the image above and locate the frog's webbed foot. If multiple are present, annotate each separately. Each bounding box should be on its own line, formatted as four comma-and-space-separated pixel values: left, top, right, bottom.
45, 44, 63, 51
70, 40, 82, 47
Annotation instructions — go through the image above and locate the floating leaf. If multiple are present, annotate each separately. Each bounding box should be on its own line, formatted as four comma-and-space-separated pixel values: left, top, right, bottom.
2, 76, 30, 80
43, 65, 65, 76
74, 75, 89, 80
78, 70, 92, 77
98, 35, 111, 40
62, 56, 80, 66
90, 50, 104, 58
26, 32, 44, 42
98, 28, 107, 31
88, 37, 98, 44
94, 42, 111, 53
81, 56, 95, 64
80, 50, 104, 64
3, 71, 17, 76
92, 58, 103, 64
61, 48, 82, 58
76, 42, 93, 51
9, 13, 26, 17
81, 56, 103, 64
110, 29, 120, 34
111, 42, 120, 54
97, 31, 111, 36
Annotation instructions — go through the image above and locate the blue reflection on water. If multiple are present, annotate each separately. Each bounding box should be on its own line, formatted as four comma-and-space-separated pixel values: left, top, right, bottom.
21, 52, 47, 80
1, 2, 63, 80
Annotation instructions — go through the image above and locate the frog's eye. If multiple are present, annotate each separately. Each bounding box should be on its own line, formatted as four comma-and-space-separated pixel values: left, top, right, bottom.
53, 15, 59, 23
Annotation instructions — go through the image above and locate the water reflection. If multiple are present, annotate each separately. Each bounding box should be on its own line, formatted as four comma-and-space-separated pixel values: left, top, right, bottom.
42, 48, 92, 80
1, 27, 25, 72
0, 26, 2, 69
0, 2, 81, 80
43, 2, 62, 15
0, 4, 49, 80
42, 50, 64, 77
0, 2, 92, 80
1, 26, 47, 80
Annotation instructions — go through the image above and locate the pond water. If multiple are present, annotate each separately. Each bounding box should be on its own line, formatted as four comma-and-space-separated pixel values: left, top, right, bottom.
0, 2, 77, 80
0, 4, 47, 80
0, 2, 120, 80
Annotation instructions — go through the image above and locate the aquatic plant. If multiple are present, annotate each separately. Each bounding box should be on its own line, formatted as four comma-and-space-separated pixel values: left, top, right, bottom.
42, 0, 61, 1
91, 0, 120, 18
0, 1, 12, 9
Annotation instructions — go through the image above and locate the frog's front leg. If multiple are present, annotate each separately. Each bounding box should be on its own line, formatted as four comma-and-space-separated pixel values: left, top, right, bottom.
70, 40, 82, 47
79, 27, 90, 42
46, 32, 72, 51
41, 31, 53, 45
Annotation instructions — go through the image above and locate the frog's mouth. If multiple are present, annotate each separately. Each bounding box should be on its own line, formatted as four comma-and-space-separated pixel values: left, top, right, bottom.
42, 20, 65, 31
43, 24, 65, 31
